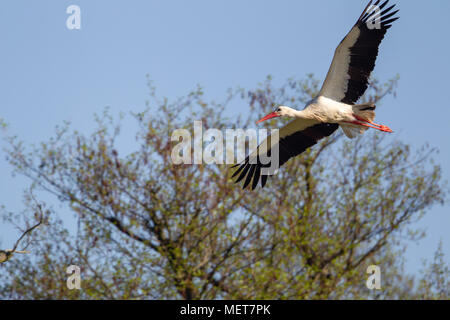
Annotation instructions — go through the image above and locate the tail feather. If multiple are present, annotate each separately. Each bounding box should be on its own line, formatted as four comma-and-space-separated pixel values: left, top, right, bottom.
341, 103, 376, 139
341, 125, 366, 139
353, 103, 376, 122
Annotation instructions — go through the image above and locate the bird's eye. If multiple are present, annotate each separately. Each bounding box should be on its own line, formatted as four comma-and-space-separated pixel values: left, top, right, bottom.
277, 108, 281, 112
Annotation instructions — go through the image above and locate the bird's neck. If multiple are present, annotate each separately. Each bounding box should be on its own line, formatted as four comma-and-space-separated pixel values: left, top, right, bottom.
291, 109, 313, 120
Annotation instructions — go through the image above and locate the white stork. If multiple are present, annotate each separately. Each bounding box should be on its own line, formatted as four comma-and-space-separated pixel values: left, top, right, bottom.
233, 0, 399, 190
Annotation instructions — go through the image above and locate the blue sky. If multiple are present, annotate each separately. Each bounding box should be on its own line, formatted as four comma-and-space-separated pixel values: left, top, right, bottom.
1, 0, 449, 280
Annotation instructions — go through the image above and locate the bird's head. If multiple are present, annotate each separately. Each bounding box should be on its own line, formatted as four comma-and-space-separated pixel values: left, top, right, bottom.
256, 106, 295, 124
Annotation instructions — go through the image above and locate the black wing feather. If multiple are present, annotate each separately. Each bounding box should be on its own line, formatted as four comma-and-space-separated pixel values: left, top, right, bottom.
341, 0, 399, 104
232, 123, 338, 190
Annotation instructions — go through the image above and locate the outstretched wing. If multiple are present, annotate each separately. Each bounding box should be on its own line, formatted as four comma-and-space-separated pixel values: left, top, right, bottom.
232, 119, 338, 190
318, 0, 399, 104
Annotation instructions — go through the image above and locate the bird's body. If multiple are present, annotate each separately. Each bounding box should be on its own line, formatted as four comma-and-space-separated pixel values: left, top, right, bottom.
297, 96, 355, 124
233, 0, 399, 190
276, 96, 389, 138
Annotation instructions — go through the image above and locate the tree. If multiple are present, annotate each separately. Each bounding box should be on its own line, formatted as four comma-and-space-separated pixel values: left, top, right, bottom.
416, 241, 450, 299
0, 75, 446, 299
0, 200, 43, 264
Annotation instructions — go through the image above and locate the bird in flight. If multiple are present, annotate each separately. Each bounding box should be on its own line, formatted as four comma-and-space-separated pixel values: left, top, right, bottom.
233, 0, 399, 190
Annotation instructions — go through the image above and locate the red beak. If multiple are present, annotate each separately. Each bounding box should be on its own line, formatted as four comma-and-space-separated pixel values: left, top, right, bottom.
256, 112, 280, 124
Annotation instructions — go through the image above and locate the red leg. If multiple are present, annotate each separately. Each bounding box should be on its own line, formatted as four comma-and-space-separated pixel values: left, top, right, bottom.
345, 121, 393, 133
352, 115, 393, 133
